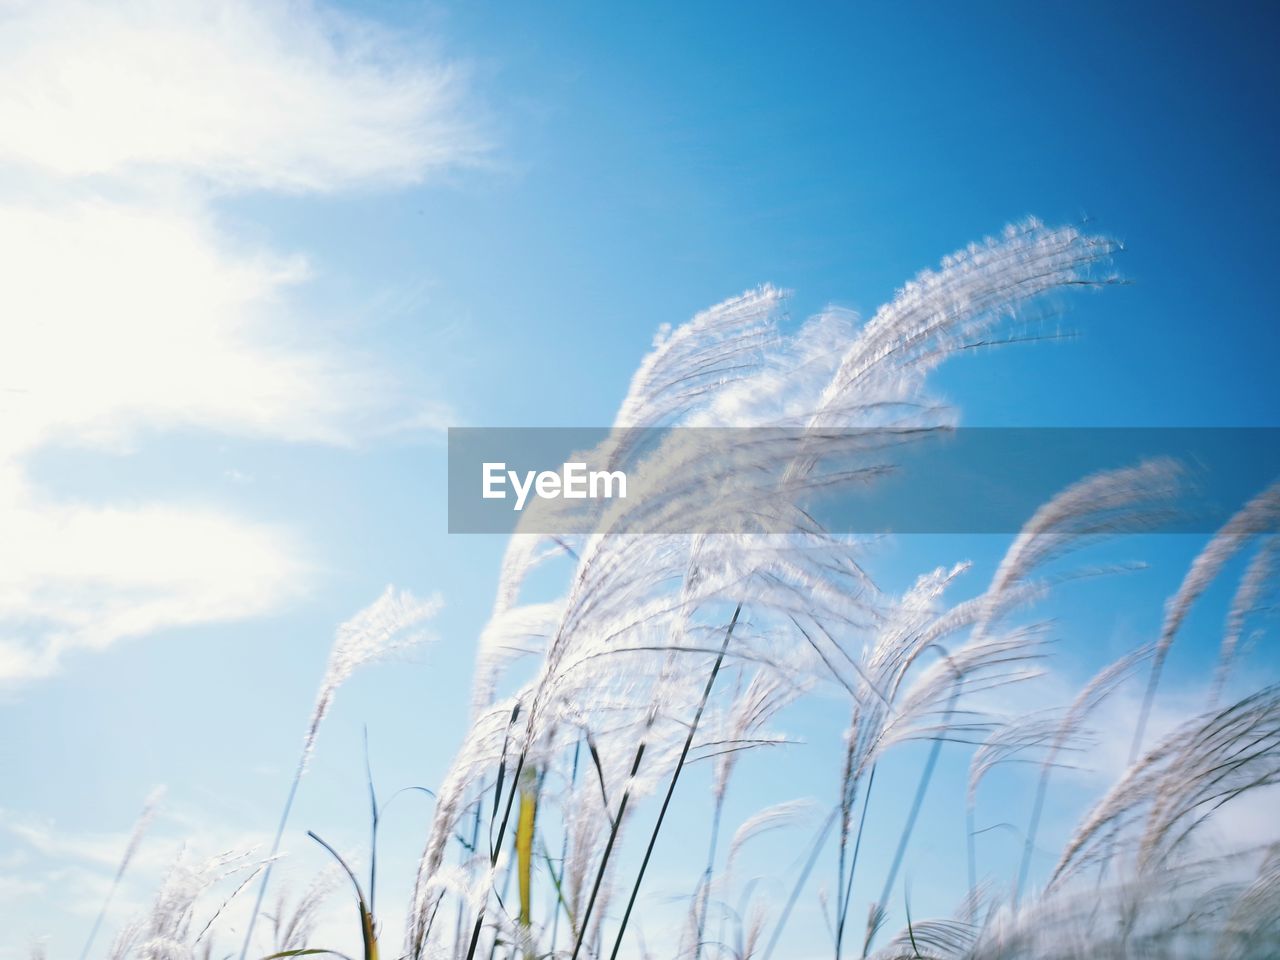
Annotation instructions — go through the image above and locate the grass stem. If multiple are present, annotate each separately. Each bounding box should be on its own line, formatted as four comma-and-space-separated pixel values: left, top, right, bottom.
608, 603, 742, 960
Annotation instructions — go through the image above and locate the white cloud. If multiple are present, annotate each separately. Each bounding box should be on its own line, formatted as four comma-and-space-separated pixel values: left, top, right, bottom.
0, 199, 343, 680
0, 200, 353, 456
3, 810, 161, 871
0, 487, 308, 679
0, 0, 481, 192
0, 0, 474, 681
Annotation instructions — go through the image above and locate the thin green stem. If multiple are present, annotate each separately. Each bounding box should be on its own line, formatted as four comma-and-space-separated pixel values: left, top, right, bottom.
836, 764, 876, 959
1014, 759, 1053, 906
761, 807, 838, 960
240, 756, 306, 960
1129, 657, 1164, 764
693, 794, 726, 960
864, 682, 959, 958
965, 802, 978, 921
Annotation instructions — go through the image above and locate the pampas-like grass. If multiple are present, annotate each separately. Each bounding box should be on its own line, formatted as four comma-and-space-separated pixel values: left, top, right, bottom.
88, 221, 1280, 960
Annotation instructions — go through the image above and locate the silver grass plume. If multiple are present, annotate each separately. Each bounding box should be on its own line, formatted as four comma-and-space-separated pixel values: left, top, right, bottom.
980, 460, 1182, 634
240, 586, 442, 960
1010, 646, 1151, 905
1052, 685, 1280, 890
958, 855, 1280, 960
724, 800, 819, 875
117, 849, 256, 960
1131, 479, 1280, 761
414, 218, 1122, 959
841, 459, 1177, 954
1211, 535, 1278, 709
466, 286, 784, 715
305, 587, 444, 764
80, 787, 166, 960
405, 696, 521, 958
811, 219, 1116, 434
269, 869, 339, 954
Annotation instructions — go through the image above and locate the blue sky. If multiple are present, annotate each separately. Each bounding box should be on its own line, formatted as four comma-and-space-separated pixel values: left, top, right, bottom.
1, 2, 1278, 958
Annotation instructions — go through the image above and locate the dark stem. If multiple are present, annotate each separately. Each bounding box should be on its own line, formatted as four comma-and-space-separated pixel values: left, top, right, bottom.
455, 795, 484, 960
568, 743, 646, 960
465, 702, 526, 960
608, 603, 742, 960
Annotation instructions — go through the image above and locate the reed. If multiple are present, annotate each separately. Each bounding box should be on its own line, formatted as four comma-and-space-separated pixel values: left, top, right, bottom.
82, 221, 1280, 960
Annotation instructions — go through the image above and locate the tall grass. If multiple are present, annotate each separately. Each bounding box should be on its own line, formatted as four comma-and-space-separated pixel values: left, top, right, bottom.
79, 220, 1280, 960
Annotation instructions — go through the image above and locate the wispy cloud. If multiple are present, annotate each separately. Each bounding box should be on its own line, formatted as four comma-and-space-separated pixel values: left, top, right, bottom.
0, 0, 482, 192
0, 0, 477, 682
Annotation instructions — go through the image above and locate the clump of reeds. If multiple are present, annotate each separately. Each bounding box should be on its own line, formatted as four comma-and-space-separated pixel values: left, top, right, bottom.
83, 220, 1280, 960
